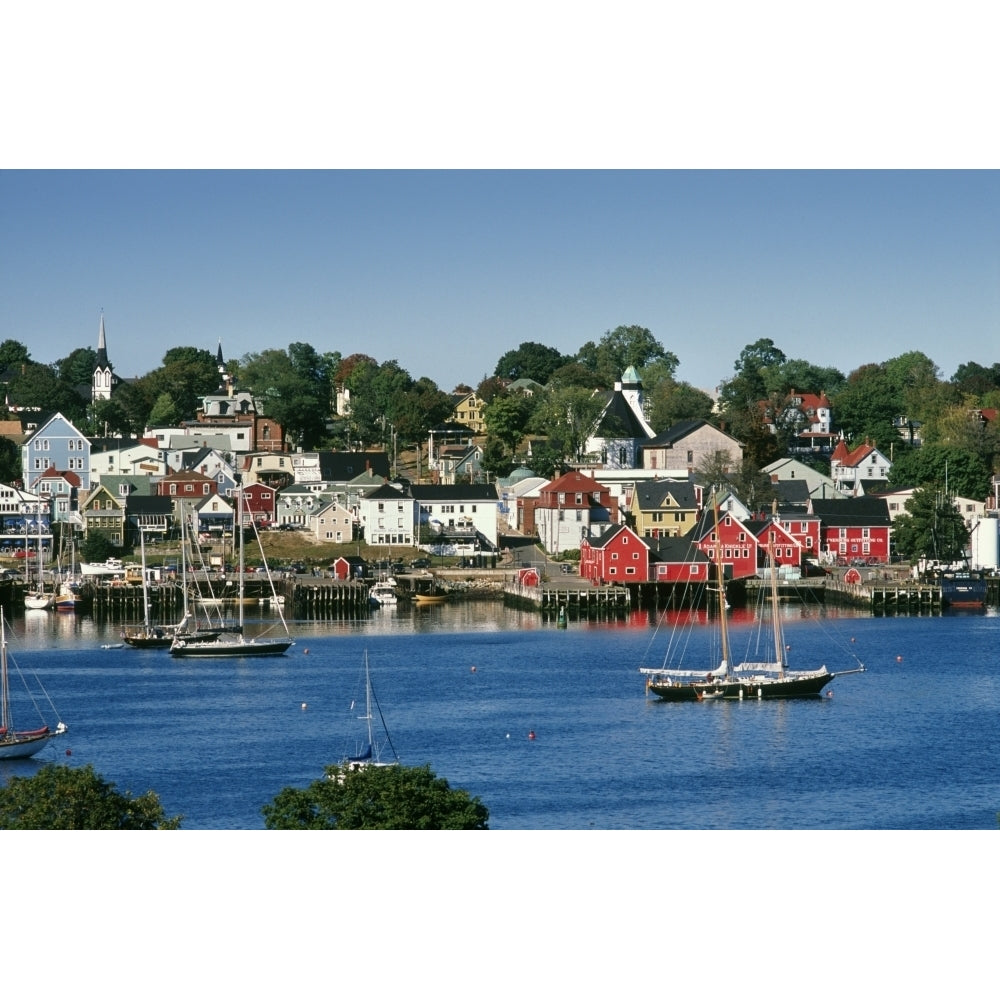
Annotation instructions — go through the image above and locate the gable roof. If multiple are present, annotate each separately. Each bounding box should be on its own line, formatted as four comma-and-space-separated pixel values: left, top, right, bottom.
811, 497, 892, 527
650, 535, 712, 565
643, 419, 740, 449
593, 395, 648, 439
315, 452, 391, 482
632, 478, 698, 510
409, 483, 499, 502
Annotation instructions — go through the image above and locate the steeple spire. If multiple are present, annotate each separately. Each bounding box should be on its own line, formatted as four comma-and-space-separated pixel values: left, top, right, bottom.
96, 311, 109, 367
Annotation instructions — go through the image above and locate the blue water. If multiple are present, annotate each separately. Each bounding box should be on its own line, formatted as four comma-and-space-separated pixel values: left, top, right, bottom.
3, 603, 999, 829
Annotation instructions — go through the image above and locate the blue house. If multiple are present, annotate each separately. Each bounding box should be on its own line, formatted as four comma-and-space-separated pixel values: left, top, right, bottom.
21, 412, 91, 493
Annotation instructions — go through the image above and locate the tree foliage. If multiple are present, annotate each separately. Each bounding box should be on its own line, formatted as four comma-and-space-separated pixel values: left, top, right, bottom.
576, 325, 677, 387
240, 343, 339, 451
494, 341, 568, 384
0, 763, 181, 829
890, 486, 970, 563
262, 763, 489, 830
887, 443, 992, 500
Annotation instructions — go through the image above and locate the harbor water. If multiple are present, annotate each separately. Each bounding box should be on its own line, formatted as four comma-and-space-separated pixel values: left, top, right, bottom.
4, 601, 999, 830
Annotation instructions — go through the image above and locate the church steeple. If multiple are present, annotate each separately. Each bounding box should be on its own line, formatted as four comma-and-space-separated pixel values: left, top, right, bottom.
92, 311, 116, 403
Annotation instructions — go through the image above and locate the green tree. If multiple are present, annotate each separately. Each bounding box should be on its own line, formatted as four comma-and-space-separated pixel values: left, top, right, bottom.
0, 339, 30, 371
7, 360, 86, 421
148, 391, 182, 427
484, 392, 533, 460
890, 486, 970, 563
887, 443, 992, 500
494, 341, 568, 384
829, 363, 901, 446
0, 437, 19, 483
55, 346, 98, 391
0, 763, 181, 829
576, 324, 677, 387
262, 763, 489, 830
129, 346, 220, 428
241, 343, 339, 451
79, 530, 118, 563
718, 338, 788, 413
528, 385, 605, 464
646, 380, 715, 433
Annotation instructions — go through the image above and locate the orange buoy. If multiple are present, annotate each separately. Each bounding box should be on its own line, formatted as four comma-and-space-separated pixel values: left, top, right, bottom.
896, 655, 903, 662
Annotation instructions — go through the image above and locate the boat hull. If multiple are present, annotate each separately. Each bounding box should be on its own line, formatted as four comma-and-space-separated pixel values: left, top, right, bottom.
170, 636, 293, 657
646, 679, 703, 702
0, 727, 59, 759
695, 672, 835, 700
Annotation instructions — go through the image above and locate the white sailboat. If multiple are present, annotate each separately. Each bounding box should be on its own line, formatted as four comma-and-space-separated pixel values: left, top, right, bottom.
0, 613, 68, 758
170, 482, 293, 658
24, 513, 55, 611
342, 651, 398, 771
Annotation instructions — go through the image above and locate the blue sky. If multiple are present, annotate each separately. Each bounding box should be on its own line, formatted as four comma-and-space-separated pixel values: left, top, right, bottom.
2, 170, 996, 396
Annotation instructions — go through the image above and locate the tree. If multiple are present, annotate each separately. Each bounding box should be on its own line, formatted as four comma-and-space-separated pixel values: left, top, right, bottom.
240, 343, 338, 451
0, 763, 181, 829
829, 363, 901, 447
494, 341, 568, 384
887, 443, 992, 500
528, 385, 605, 464
79, 530, 118, 564
575, 325, 677, 387
0, 339, 30, 371
483, 392, 533, 460
718, 338, 788, 413
0, 437, 20, 483
262, 763, 489, 830
645, 380, 714, 433
890, 486, 970, 564
6, 360, 86, 421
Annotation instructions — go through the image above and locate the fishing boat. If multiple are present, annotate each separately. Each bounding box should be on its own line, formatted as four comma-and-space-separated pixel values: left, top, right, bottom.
369, 577, 398, 606
939, 567, 988, 609
0, 613, 68, 758
644, 502, 865, 702
341, 652, 399, 772
170, 483, 293, 658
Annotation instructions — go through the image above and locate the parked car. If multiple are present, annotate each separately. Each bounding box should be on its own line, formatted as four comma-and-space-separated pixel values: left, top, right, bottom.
410, 557, 431, 569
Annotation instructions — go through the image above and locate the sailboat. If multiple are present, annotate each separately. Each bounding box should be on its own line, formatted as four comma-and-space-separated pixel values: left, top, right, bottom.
644, 503, 865, 702
54, 531, 83, 612
121, 530, 174, 648
341, 651, 399, 771
0, 613, 68, 758
24, 513, 55, 611
170, 482, 293, 658
641, 503, 735, 701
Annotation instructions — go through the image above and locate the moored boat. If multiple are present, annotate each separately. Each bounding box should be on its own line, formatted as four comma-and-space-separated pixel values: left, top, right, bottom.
0, 613, 68, 759
644, 499, 865, 703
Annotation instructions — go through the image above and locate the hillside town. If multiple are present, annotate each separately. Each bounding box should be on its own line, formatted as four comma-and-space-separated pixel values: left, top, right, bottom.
2, 317, 999, 594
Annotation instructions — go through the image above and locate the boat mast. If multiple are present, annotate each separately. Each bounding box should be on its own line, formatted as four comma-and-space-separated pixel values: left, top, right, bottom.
0, 617, 9, 733
712, 495, 731, 677
364, 652, 375, 753
140, 529, 152, 629
767, 531, 785, 677
237, 478, 245, 632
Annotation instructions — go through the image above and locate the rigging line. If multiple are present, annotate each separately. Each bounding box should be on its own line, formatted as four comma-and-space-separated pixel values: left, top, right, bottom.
369, 676, 398, 761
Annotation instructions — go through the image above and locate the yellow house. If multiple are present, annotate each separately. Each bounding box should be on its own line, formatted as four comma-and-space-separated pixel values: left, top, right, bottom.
450, 391, 487, 436
629, 479, 700, 541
